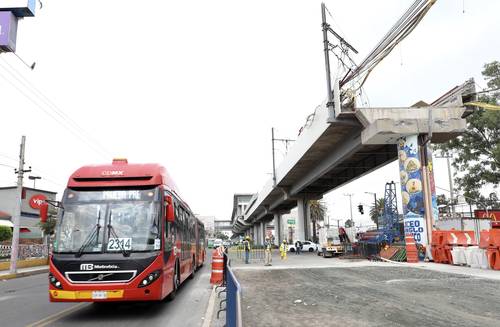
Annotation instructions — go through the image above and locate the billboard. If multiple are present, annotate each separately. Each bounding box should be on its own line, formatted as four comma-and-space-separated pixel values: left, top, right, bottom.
397, 135, 428, 245
0, 11, 18, 52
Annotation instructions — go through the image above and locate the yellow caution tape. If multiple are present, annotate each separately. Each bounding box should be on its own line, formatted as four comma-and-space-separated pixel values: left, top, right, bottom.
464, 102, 500, 111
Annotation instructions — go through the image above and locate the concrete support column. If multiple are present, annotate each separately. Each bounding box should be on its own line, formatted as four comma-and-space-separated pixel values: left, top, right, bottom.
261, 221, 266, 244
273, 213, 281, 245
397, 135, 437, 248
296, 198, 306, 242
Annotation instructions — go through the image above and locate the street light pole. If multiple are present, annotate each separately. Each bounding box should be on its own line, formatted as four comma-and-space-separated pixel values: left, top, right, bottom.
28, 175, 41, 189
365, 192, 378, 229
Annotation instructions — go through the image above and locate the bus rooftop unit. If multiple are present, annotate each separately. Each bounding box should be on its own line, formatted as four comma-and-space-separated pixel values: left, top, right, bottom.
46, 158, 205, 302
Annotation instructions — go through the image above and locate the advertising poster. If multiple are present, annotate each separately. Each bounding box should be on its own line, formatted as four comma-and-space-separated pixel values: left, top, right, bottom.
427, 147, 439, 221
397, 135, 428, 245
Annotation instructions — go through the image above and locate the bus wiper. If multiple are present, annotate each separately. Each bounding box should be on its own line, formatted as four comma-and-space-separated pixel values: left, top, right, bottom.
76, 209, 102, 258
108, 210, 130, 257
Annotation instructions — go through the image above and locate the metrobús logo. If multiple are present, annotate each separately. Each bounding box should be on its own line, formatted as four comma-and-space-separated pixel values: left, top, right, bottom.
101, 170, 124, 176
29, 194, 47, 209
80, 264, 119, 271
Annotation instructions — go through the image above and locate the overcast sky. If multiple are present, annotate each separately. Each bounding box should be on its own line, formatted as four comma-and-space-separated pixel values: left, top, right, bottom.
0, 0, 499, 226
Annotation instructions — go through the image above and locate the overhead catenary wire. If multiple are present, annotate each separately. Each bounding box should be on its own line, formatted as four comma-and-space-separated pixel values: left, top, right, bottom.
340, 0, 436, 90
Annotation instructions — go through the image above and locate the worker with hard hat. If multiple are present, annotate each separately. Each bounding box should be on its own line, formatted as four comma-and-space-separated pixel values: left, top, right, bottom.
279, 239, 288, 260
264, 236, 272, 266
243, 236, 251, 264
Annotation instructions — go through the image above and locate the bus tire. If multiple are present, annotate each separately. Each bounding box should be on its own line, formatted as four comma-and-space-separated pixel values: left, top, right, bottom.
189, 256, 195, 279
167, 261, 180, 301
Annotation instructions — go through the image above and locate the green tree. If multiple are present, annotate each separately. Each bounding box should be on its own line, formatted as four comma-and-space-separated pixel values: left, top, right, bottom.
438, 61, 500, 207
214, 232, 229, 240
309, 200, 327, 243
344, 219, 354, 228
38, 206, 58, 237
369, 198, 385, 226
0, 226, 13, 242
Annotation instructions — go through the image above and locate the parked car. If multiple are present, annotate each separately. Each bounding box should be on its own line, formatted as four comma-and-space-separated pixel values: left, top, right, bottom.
288, 241, 318, 252
213, 239, 223, 248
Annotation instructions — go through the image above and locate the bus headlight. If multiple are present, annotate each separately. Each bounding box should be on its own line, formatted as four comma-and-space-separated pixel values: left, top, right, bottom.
49, 273, 63, 289
138, 270, 161, 288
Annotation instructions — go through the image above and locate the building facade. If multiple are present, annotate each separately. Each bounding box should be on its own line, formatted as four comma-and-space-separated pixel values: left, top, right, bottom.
0, 186, 57, 239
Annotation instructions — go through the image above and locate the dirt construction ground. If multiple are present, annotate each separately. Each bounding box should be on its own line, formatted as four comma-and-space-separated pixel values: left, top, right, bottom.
234, 263, 500, 327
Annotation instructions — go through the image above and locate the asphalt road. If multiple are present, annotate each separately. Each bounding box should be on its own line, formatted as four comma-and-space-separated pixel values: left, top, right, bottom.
0, 261, 213, 327
233, 253, 500, 327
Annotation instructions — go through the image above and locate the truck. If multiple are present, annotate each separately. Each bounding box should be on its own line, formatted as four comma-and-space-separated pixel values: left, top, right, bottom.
318, 227, 346, 257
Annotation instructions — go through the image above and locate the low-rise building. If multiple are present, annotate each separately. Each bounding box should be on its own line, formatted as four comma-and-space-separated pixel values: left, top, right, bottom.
0, 186, 57, 239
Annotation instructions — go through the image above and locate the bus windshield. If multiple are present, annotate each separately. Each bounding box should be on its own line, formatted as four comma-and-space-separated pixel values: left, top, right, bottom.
54, 188, 161, 254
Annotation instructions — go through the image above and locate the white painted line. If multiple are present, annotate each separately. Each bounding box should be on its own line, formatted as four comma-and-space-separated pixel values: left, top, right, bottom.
202, 285, 216, 327
25, 302, 88, 327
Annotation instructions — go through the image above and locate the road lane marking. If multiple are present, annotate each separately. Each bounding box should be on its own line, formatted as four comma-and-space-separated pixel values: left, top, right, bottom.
202, 286, 216, 327
25, 302, 88, 327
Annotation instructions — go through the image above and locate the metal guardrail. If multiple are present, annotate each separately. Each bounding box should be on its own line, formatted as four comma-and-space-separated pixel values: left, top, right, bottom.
225, 255, 243, 327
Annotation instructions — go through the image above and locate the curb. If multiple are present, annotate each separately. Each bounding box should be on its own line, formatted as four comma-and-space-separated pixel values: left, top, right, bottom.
0, 267, 49, 280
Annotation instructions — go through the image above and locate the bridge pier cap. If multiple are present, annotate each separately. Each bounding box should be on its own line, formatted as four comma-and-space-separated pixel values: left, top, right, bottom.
355, 106, 466, 145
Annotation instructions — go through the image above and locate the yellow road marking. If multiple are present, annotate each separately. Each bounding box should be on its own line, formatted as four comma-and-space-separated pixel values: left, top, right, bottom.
25, 302, 88, 327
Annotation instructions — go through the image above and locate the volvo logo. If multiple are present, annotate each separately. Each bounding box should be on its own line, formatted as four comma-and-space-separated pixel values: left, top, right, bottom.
80, 263, 94, 271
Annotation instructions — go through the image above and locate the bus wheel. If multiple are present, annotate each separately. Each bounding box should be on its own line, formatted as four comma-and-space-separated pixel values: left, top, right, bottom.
167, 263, 179, 301
189, 256, 195, 279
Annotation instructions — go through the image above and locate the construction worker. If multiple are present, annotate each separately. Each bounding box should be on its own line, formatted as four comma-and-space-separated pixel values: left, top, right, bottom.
264, 237, 272, 266
279, 240, 288, 260
243, 236, 251, 264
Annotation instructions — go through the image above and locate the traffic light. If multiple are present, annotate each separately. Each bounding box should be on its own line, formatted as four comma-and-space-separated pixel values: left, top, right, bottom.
358, 204, 364, 214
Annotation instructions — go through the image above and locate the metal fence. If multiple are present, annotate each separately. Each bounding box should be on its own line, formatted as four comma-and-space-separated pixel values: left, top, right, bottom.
0, 244, 48, 260
228, 246, 265, 263
225, 255, 243, 327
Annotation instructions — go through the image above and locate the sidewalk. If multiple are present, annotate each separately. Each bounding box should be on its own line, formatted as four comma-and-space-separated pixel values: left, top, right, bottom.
0, 265, 49, 280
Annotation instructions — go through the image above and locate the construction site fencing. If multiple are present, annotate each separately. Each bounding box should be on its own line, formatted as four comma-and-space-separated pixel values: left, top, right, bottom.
0, 244, 48, 260
228, 245, 265, 262
225, 255, 243, 327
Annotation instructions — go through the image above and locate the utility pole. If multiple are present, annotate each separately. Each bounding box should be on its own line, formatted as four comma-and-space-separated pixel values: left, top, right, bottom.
436, 154, 455, 216
10, 136, 31, 274
271, 128, 276, 186
271, 128, 295, 187
344, 193, 354, 226
321, 2, 334, 120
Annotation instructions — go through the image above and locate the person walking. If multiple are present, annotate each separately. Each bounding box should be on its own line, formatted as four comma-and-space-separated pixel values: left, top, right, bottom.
243, 236, 251, 264
279, 240, 288, 260
264, 237, 272, 266
295, 240, 302, 255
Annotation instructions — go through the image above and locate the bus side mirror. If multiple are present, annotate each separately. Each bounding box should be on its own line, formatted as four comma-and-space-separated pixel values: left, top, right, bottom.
165, 195, 175, 222
40, 202, 49, 223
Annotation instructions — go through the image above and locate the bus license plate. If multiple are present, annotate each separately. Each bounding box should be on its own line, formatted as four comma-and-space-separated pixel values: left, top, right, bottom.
92, 291, 108, 299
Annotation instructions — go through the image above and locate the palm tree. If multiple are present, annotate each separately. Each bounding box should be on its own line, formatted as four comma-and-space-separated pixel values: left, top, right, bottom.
369, 198, 385, 228
309, 200, 327, 243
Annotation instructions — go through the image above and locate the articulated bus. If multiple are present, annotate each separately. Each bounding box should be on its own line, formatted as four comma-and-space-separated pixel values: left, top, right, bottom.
45, 159, 205, 302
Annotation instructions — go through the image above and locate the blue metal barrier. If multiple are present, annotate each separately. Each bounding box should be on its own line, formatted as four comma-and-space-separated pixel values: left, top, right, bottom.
225, 259, 242, 327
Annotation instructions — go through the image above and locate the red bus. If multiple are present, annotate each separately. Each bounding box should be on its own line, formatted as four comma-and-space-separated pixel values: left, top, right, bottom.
47, 159, 205, 302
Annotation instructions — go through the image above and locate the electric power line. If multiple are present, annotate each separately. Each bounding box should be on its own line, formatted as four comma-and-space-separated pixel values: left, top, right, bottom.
0, 61, 110, 160
0, 56, 112, 158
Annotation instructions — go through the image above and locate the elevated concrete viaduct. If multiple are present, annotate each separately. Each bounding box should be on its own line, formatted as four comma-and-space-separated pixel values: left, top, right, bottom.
232, 80, 475, 244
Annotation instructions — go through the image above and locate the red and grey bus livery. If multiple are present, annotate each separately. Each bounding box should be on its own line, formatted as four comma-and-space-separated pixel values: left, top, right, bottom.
46, 159, 205, 302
